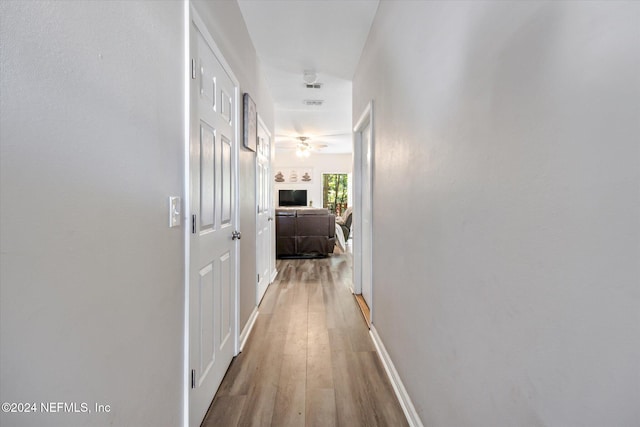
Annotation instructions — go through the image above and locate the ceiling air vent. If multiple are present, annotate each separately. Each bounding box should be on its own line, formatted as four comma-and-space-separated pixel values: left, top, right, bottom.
305, 83, 323, 89
303, 99, 324, 106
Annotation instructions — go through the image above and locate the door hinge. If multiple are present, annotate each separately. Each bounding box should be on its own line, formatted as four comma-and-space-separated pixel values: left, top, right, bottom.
191, 369, 196, 389
257, 274, 260, 283
191, 59, 196, 80
191, 214, 196, 234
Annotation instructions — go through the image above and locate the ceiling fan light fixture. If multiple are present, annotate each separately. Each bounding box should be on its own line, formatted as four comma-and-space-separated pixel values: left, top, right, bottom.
296, 146, 311, 158
296, 137, 312, 157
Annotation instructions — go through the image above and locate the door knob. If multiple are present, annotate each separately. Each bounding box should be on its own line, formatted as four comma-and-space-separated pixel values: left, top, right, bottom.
268, 217, 273, 221
232, 230, 242, 240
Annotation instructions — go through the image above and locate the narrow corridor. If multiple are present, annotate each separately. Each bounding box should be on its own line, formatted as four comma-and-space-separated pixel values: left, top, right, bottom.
201, 253, 408, 426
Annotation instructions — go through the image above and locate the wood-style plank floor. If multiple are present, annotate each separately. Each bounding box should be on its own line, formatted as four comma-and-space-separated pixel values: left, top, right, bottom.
201, 252, 409, 427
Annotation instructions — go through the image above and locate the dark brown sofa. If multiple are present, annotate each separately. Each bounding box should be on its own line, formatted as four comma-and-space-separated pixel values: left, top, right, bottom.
276, 208, 336, 258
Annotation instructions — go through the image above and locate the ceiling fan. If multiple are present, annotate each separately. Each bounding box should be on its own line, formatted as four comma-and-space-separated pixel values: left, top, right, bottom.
275, 136, 329, 157
275, 132, 351, 156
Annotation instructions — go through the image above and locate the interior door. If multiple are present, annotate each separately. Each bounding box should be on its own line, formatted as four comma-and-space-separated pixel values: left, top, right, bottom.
189, 21, 238, 427
256, 117, 271, 304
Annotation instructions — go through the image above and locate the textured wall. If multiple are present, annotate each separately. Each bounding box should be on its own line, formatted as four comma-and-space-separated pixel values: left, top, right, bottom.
1, 1, 185, 426
353, 1, 640, 426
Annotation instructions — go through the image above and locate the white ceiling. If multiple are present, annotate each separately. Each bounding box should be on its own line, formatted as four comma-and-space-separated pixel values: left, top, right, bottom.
238, 0, 379, 154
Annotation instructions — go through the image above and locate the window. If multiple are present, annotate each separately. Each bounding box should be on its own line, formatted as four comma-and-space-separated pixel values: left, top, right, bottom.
322, 173, 348, 216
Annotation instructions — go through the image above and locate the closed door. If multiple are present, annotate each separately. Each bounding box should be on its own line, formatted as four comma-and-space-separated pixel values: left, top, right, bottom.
189, 22, 238, 427
256, 117, 271, 304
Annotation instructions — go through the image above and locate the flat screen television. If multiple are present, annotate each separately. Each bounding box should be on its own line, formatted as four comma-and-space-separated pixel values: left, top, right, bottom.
279, 189, 307, 207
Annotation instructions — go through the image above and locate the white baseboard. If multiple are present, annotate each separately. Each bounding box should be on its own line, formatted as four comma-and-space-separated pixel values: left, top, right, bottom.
369, 326, 424, 427
270, 268, 278, 283
239, 307, 259, 352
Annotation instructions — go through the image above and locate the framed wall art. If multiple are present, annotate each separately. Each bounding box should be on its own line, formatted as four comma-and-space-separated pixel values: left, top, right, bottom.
243, 93, 257, 152
274, 168, 313, 184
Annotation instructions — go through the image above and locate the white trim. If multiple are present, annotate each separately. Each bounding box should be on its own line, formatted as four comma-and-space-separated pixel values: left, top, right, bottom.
354, 101, 373, 133
182, 2, 190, 426
352, 117, 363, 295
256, 114, 272, 305
370, 326, 424, 427
239, 307, 259, 352
270, 269, 278, 284
352, 100, 374, 324
233, 90, 241, 356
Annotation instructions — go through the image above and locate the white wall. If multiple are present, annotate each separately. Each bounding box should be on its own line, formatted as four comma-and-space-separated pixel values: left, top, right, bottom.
274, 151, 353, 209
354, 1, 640, 426
191, 0, 274, 329
0, 1, 184, 426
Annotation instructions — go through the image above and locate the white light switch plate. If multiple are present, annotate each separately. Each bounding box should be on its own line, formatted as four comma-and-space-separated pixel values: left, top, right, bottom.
169, 197, 181, 227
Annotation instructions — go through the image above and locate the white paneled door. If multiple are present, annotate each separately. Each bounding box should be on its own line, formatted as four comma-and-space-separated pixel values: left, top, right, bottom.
256, 116, 272, 304
189, 17, 238, 427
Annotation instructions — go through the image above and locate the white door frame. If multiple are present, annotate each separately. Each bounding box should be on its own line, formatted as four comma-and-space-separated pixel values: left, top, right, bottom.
353, 101, 374, 323
269, 132, 277, 284
256, 114, 272, 305
184, 6, 241, 427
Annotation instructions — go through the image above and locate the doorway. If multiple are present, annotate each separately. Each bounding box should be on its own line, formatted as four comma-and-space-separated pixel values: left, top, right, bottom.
256, 115, 272, 304
353, 101, 373, 325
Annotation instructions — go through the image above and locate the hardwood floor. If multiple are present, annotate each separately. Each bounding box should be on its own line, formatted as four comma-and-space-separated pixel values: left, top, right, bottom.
201, 253, 409, 427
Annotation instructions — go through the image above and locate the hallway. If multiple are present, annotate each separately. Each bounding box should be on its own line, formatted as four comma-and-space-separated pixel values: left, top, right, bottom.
2, 2, 638, 426
201, 254, 408, 427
